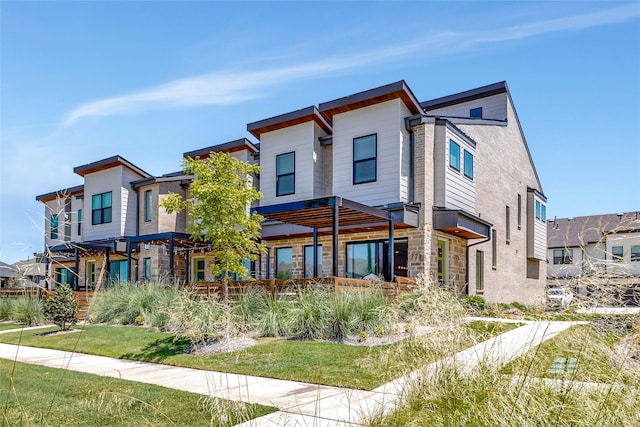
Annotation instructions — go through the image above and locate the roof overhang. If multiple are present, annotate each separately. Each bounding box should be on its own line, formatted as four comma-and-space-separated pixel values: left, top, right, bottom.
247, 106, 332, 140
433, 208, 492, 239
420, 81, 507, 111
183, 138, 259, 159
254, 197, 418, 240
36, 185, 85, 203
318, 80, 422, 122
74, 155, 150, 178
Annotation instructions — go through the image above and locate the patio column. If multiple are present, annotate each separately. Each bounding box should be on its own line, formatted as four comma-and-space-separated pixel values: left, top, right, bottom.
332, 200, 339, 276
185, 249, 190, 285
105, 248, 110, 284
313, 228, 318, 277
387, 217, 394, 281
74, 247, 79, 291
169, 234, 175, 281
126, 240, 132, 282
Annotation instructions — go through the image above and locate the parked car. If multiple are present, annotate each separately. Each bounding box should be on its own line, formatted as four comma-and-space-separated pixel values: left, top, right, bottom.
547, 288, 574, 307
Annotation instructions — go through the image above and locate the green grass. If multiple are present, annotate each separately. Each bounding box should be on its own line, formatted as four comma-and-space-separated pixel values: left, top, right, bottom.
0, 358, 275, 426
0, 321, 517, 390
0, 323, 24, 331
502, 325, 639, 386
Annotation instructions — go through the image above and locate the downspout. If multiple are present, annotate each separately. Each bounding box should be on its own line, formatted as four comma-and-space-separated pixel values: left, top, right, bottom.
465, 230, 492, 295
404, 117, 416, 204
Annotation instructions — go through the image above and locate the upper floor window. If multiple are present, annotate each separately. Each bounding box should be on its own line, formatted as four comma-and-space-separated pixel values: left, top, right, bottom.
449, 140, 460, 171
144, 189, 152, 222
612, 246, 624, 262
50, 214, 58, 239
77, 209, 82, 236
470, 107, 483, 118
463, 150, 474, 180
631, 245, 640, 262
535, 200, 546, 222
553, 249, 573, 265
92, 191, 112, 225
353, 134, 377, 184
276, 152, 295, 196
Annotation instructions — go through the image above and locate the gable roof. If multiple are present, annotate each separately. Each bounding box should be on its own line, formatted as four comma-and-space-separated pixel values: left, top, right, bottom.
247, 106, 332, 140
548, 212, 640, 248
74, 155, 150, 178
318, 80, 422, 122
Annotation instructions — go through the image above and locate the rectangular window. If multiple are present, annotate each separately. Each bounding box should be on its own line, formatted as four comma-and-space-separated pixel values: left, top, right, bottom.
475, 250, 484, 291
304, 245, 322, 278
553, 249, 573, 265
346, 242, 382, 279
612, 246, 624, 262
144, 258, 151, 280
144, 189, 152, 222
353, 134, 377, 184
631, 246, 640, 262
77, 209, 82, 236
463, 150, 474, 180
491, 230, 497, 269
449, 140, 460, 171
470, 107, 483, 118
517, 194, 522, 229
276, 152, 295, 196
506, 206, 511, 244
57, 268, 77, 288
87, 261, 96, 286
108, 260, 128, 285
276, 247, 293, 279
541, 204, 546, 222
50, 214, 58, 239
535, 200, 541, 220
194, 259, 205, 281
230, 259, 252, 281
92, 191, 112, 225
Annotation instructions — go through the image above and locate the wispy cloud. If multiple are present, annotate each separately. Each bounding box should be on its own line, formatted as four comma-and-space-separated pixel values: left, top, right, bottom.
63, 4, 639, 125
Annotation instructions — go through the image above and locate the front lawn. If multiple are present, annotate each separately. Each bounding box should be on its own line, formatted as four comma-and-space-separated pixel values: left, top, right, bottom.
0, 321, 517, 390
0, 322, 24, 331
0, 358, 275, 426
502, 324, 640, 386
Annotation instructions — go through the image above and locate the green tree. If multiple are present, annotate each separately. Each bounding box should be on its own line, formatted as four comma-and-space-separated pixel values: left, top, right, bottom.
43, 284, 79, 331
161, 151, 265, 305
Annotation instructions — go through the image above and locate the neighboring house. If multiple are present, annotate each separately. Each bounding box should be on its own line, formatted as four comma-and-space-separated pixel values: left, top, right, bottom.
0, 261, 19, 288
547, 212, 640, 304
36, 80, 546, 303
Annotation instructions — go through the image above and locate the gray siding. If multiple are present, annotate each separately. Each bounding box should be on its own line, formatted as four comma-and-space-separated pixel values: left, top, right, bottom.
426, 93, 508, 120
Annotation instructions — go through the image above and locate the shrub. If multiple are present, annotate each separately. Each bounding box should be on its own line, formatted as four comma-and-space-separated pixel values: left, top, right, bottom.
91, 283, 180, 325
256, 296, 293, 337
43, 284, 79, 331
231, 286, 269, 331
11, 295, 44, 326
398, 277, 466, 327
461, 295, 486, 313
510, 301, 527, 311
0, 298, 14, 320
288, 287, 331, 339
327, 292, 356, 341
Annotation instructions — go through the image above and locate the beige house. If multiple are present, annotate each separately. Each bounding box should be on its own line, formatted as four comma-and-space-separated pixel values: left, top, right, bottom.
547, 212, 640, 304
36, 80, 547, 303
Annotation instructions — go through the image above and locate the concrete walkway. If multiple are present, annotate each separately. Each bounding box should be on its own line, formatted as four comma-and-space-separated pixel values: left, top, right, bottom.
0, 321, 580, 426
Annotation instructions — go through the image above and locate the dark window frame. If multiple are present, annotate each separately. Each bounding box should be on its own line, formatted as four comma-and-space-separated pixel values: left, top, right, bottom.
194, 258, 205, 281
77, 208, 82, 236
144, 189, 152, 222
143, 257, 152, 281
475, 250, 484, 291
553, 249, 573, 265
276, 152, 295, 196
470, 107, 483, 118
92, 191, 113, 225
631, 245, 640, 262
275, 247, 293, 279
492, 230, 497, 269
449, 140, 460, 172
612, 246, 624, 262
517, 194, 522, 229
506, 206, 511, 244
304, 245, 323, 278
463, 150, 474, 180
50, 213, 59, 239
353, 134, 377, 185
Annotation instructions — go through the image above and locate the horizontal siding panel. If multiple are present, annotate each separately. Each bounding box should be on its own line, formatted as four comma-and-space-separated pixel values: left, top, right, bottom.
426, 93, 507, 120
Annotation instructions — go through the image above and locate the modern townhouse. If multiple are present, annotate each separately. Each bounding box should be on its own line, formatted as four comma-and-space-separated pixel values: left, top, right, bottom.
547, 212, 640, 304
37, 80, 547, 303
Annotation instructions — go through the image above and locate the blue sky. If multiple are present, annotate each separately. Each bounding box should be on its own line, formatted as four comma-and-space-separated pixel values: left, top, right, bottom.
1, 1, 639, 264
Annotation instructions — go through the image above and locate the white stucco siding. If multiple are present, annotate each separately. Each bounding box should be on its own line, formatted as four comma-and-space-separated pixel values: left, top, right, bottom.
43, 199, 68, 247
259, 122, 317, 206
426, 93, 507, 120
332, 99, 409, 206
84, 167, 124, 241
313, 123, 327, 198
606, 232, 640, 275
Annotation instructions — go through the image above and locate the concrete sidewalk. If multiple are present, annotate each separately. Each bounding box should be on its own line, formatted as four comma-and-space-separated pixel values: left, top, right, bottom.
0, 321, 579, 426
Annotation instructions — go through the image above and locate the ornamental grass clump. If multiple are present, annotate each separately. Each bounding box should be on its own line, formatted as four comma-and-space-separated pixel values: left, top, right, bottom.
43, 284, 79, 331
0, 298, 14, 320
10, 294, 44, 326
